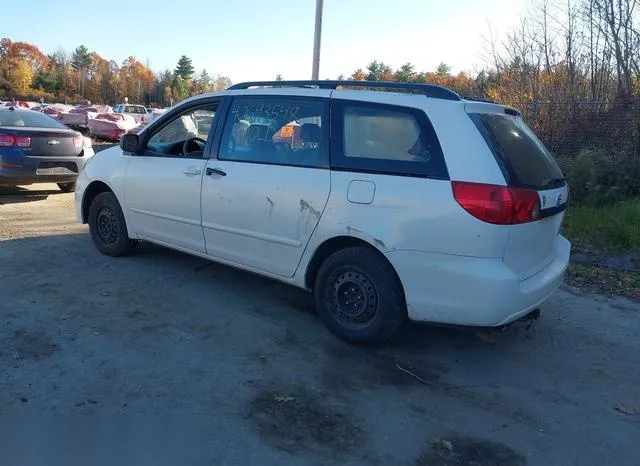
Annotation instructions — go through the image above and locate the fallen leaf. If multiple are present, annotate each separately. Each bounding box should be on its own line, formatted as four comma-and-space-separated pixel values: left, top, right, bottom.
274, 394, 295, 403
614, 403, 639, 415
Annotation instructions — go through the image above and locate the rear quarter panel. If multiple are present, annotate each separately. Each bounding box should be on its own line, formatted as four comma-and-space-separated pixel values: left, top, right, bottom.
294, 170, 512, 288
424, 99, 506, 185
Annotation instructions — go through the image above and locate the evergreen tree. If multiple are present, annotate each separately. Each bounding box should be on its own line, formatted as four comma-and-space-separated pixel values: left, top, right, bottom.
174, 55, 194, 80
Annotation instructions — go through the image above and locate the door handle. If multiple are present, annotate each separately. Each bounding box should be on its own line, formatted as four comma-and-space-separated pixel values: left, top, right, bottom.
206, 167, 227, 177
182, 167, 202, 176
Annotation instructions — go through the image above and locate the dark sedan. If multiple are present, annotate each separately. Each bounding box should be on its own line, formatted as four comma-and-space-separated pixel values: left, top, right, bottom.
0, 106, 94, 192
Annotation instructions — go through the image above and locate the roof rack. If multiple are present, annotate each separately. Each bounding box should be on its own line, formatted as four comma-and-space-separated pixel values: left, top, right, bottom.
227, 80, 461, 101
463, 97, 498, 104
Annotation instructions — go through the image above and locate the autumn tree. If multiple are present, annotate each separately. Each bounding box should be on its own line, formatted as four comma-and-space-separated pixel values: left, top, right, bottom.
350, 69, 367, 80
212, 74, 232, 91
6, 59, 33, 96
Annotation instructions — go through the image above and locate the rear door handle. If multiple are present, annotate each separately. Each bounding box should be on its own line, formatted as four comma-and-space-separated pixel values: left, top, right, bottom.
206, 167, 227, 177
182, 167, 202, 176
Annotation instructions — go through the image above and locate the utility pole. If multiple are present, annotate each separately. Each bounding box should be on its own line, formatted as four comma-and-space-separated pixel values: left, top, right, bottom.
311, 0, 324, 80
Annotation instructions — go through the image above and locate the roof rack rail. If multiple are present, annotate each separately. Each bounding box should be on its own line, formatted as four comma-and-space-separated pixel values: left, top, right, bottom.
227, 80, 461, 101
463, 97, 498, 104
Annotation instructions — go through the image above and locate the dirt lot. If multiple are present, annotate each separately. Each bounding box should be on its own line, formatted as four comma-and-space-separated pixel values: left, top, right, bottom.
1, 183, 639, 466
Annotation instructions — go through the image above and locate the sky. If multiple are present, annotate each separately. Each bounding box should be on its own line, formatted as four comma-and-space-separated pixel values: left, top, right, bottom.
3, 0, 528, 81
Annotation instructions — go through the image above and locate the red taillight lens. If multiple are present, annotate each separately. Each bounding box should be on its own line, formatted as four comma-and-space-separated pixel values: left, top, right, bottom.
0, 135, 13, 147
452, 181, 540, 225
0, 134, 30, 148
15, 136, 30, 148
72, 137, 83, 148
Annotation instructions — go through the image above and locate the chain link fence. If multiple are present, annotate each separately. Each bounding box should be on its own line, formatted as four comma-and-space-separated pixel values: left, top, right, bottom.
521, 101, 640, 203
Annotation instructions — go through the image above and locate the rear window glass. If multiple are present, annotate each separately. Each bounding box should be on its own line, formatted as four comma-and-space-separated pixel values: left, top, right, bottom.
469, 113, 564, 189
338, 104, 448, 179
0, 109, 67, 129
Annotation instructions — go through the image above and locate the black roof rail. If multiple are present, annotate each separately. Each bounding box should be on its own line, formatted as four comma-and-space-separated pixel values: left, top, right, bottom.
463, 97, 499, 104
227, 80, 461, 101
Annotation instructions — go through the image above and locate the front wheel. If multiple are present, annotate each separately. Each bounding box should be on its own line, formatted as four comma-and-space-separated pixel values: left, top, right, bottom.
314, 247, 406, 344
88, 192, 136, 257
57, 182, 75, 192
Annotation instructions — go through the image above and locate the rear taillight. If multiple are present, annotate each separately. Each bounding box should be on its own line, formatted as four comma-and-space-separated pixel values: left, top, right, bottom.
72, 137, 83, 148
0, 134, 31, 148
83, 136, 93, 148
452, 181, 540, 225
0, 135, 13, 147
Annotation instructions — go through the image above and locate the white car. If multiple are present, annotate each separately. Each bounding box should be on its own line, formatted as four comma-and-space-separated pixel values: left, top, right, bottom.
75, 80, 570, 343
113, 104, 149, 124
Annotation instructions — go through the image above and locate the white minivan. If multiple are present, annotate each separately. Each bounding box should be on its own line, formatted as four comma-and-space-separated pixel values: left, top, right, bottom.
75, 80, 570, 343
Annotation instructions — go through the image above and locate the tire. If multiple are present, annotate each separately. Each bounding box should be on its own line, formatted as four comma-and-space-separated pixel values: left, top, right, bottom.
57, 182, 75, 192
88, 192, 136, 257
314, 247, 406, 344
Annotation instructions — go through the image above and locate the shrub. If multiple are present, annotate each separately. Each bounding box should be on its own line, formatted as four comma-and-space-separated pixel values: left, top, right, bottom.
557, 147, 640, 205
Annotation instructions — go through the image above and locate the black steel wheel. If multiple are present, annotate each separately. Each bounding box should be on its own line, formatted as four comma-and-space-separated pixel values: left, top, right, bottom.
88, 192, 136, 257
314, 246, 406, 344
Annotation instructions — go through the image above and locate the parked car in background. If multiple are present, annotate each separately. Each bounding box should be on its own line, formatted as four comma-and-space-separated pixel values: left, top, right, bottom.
0, 106, 94, 192
88, 113, 139, 141
76, 80, 570, 344
113, 104, 149, 124
59, 105, 112, 129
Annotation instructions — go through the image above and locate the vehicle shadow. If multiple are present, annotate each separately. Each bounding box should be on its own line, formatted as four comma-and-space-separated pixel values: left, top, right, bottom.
0, 186, 63, 205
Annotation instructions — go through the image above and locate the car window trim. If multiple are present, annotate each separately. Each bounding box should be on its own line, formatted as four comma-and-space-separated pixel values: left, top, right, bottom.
213, 95, 330, 169
329, 99, 449, 180
135, 97, 224, 160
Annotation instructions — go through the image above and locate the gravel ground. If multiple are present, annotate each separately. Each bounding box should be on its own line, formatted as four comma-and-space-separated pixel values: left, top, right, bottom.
0, 183, 639, 466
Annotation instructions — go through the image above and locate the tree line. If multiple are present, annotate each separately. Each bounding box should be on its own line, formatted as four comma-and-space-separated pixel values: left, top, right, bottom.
1, 0, 638, 110
340, 0, 639, 107
0, 40, 231, 107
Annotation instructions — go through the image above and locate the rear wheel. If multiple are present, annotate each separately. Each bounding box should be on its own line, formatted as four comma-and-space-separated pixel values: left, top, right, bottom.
314, 247, 406, 344
88, 192, 136, 257
57, 182, 75, 192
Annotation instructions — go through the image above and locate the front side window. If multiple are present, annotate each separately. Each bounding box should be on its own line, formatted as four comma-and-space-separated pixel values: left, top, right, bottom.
219, 97, 326, 168
145, 104, 217, 157
333, 102, 448, 179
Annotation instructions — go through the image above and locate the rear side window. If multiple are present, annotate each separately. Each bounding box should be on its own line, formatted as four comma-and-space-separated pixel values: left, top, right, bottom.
0, 110, 67, 129
331, 101, 448, 179
469, 113, 564, 189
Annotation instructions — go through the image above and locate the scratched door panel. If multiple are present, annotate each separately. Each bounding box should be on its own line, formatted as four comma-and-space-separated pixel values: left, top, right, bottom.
200, 161, 330, 278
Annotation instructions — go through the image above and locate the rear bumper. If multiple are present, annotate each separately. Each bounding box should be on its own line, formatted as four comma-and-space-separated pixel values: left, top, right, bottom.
386, 235, 571, 327
0, 148, 94, 186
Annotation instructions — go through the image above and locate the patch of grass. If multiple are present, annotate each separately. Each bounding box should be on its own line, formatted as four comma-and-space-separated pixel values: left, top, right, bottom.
562, 200, 640, 252
565, 263, 640, 300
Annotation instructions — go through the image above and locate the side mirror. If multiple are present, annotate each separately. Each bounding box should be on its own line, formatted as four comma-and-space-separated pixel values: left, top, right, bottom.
121, 133, 140, 153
